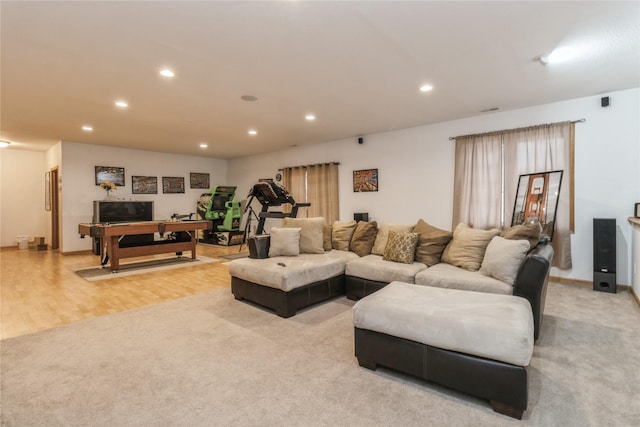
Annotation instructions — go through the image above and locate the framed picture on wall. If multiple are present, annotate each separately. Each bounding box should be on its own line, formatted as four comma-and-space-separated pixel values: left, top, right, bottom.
353, 169, 378, 192
162, 176, 185, 193
132, 176, 158, 194
189, 172, 210, 189
95, 166, 125, 186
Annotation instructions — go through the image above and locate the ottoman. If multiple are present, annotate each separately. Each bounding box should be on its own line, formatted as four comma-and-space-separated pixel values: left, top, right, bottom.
352, 281, 535, 419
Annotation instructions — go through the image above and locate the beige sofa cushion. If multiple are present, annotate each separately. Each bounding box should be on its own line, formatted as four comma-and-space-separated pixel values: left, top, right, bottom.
350, 221, 378, 257
323, 224, 333, 251
501, 222, 542, 251
383, 231, 419, 264
283, 217, 325, 254
371, 223, 415, 255
345, 254, 427, 284
332, 220, 357, 251
480, 236, 530, 285
441, 224, 500, 271
414, 262, 513, 294
268, 227, 301, 257
353, 282, 534, 366
412, 219, 453, 266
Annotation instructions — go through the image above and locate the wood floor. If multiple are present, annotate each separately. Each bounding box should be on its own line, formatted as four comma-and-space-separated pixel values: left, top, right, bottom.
0, 244, 242, 340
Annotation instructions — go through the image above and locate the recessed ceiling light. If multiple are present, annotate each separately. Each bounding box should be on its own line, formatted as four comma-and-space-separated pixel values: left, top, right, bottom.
305, 114, 316, 121
160, 69, 175, 78
115, 100, 128, 108
539, 46, 583, 66
199, 143, 208, 148
420, 84, 433, 92
248, 129, 257, 136
241, 95, 258, 102
82, 125, 93, 132
0, 140, 10, 148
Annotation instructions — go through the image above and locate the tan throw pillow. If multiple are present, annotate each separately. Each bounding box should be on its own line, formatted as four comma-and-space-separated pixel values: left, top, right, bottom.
371, 223, 415, 255
283, 217, 325, 254
268, 227, 301, 257
412, 219, 453, 266
501, 222, 542, 251
331, 220, 357, 251
383, 231, 419, 264
480, 236, 530, 285
349, 221, 378, 257
323, 224, 333, 251
441, 224, 500, 271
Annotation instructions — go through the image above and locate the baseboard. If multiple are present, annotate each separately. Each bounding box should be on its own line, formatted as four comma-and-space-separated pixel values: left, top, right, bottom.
550, 276, 639, 308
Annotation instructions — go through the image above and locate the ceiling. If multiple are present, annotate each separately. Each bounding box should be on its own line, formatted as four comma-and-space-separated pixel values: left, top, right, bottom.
1, 1, 638, 159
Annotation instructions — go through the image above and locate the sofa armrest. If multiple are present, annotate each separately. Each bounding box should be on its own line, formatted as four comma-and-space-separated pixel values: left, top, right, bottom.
513, 243, 554, 341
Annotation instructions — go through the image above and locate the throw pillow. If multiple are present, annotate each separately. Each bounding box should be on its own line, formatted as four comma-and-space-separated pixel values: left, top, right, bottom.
283, 217, 325, 254
501, 222, 542, 251
412, 219, 453, 266
480, 236, 530, 285
331, 220, 357, 251
349, 221, 378, 257
383, 231, 419, 264
441, 223, 500, 271
268, 227, 301, 257
371, 223, 415, 255
323, 224, 333, 251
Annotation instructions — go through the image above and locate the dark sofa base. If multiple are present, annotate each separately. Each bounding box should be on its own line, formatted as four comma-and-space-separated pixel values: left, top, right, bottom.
345, 275, 388, 300
355, 327, 528, 420
231, 275, 345, 318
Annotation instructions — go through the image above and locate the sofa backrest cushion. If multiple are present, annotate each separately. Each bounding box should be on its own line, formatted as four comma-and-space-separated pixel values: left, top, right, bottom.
268, 227, 301, 257
383, 231, 420, 264
332, 220, 357, 251
412, 219, 453, 266
350, 221, 378, 257
371, 223, 415, 255
323, 224, 333, 251
283, 217, 325, 254
441, 223, 500, 271
501, 222, 542, 251
480, 236, 530, 285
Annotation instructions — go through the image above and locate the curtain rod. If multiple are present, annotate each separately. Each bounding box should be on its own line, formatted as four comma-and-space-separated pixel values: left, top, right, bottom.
278, 161, 340, 171
448, 118, 586, 141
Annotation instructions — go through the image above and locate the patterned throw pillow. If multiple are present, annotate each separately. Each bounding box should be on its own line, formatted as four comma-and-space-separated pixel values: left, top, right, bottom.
383, 231, 419, 264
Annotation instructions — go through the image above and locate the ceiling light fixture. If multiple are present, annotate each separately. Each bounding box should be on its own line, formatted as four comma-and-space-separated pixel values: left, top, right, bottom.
248, 129, 257, 136
82, 125, 93, 132
538, 46, 583, 66
420, 84, 433, 92
241, 95, 258, 102
199, 143, 208, 148
115, 100, 128, 108
0, 140, 10, 148
160, 69, 175, 78
305, 114, 316, 121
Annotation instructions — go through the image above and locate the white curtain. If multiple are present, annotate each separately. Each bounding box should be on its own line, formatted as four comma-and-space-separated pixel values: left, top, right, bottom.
504, 122, 573, 268
452, 133, 503, 230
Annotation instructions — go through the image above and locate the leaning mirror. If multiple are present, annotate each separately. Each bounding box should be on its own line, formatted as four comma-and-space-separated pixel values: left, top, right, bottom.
511, 170, 563, 241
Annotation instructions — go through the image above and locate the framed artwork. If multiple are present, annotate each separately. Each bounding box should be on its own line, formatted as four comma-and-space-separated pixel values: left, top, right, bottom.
511, 170, 563, 241
132, 176, 158, 194
45, 171, 51, 211
353, 169, 378, 192
162, 176, 185, 193
190, 172, 210, 189
95, 166, 125, 186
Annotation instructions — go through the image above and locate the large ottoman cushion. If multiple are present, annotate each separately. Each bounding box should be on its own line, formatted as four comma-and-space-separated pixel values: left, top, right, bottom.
229, 252, 348, 292
353, 282, 534, 366
414, 262, 513, 294
346, 254, 427, 284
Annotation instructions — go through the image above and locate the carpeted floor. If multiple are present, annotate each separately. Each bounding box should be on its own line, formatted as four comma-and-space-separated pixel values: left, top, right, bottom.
74, 255, 218, 281
1, 282, 638, 426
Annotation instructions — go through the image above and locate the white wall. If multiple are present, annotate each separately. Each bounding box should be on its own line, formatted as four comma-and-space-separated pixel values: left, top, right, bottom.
60, 141, 228, 253
229, 88, 640, 285
0, 149, 47, 247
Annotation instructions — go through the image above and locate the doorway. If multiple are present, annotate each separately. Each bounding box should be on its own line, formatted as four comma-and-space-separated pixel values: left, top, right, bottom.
50, 167, 60, 250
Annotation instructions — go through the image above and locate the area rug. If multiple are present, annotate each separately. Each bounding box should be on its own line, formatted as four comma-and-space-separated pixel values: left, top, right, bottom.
74, 255, 218, 281
1, 283, 638, 426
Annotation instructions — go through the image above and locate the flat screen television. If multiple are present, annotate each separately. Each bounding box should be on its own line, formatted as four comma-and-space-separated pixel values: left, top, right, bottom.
93, 201, 154, 224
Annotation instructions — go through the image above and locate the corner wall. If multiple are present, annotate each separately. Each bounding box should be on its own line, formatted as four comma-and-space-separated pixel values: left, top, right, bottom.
228, 88, 640, 285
